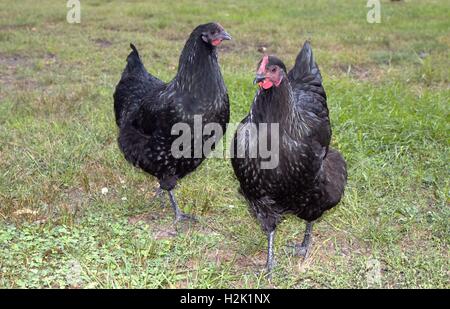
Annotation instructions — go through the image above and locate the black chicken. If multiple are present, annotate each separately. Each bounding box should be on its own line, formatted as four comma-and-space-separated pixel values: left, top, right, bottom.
114, 23, 231, 222
231, 42, 347, 275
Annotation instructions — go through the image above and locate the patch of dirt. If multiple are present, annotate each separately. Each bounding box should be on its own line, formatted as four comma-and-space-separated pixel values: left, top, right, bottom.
0, 53, 29, 67
44, 52, 58, 63
66, 187, 85, 205
288, 224, 373, 279
154, 228, 177, 239
128, 212, 159, 224
0, 53, 41, 98
128, 211, 178, 240
234, 251, 266, 269
93, 39, 113, 48
183, 246, 240, 270
398, 229, 437, 253
205, 248, 236, 267
58, 187, 86, 219
0, 54, 34, 87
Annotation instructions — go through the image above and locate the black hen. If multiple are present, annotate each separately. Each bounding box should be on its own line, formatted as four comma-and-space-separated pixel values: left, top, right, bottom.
231, 42, 347, 275
114, 23, 231, 222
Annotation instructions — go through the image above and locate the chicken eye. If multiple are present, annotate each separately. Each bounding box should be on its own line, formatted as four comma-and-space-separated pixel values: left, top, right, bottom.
271, 67, 277, 73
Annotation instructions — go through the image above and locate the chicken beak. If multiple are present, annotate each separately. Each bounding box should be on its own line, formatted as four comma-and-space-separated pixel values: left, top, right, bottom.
253, 74, 265, 85
219, 30, 232, 41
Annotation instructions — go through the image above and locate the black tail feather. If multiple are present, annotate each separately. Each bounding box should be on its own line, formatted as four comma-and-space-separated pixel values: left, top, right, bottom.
130, 43, 139, 55
114, 43, 164, 127
288, 41, 322, 84
125, 43, 144, 74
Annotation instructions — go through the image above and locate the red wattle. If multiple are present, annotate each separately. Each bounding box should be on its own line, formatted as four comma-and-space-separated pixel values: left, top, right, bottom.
258, 79, 273, 89
212, 39, 221, 46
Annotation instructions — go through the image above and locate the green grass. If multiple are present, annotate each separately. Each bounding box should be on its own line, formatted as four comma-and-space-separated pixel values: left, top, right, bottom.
0, 0, 449, 288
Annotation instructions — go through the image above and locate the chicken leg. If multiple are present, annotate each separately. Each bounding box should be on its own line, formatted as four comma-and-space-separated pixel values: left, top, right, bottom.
295, 221, 313, 258
168, 190, 197, 223
266, 230, 276, 279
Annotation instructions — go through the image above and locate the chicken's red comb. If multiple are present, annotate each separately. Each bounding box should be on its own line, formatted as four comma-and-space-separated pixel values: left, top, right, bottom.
257, 55, 269, 74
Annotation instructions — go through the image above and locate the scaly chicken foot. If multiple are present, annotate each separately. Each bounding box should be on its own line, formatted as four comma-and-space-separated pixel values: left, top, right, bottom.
168, 190, 197, 223
294, 221, 314, 258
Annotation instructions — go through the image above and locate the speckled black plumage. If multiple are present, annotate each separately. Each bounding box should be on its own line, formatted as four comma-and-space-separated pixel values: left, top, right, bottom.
114, 23, 230, 219
231, 42, 347, 273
